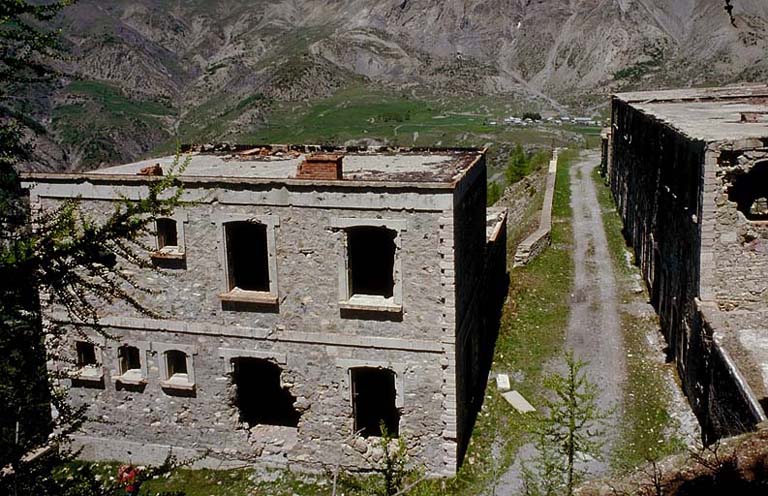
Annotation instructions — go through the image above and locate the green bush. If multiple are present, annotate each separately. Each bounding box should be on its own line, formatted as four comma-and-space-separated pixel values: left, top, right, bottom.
505, 145, 550, 185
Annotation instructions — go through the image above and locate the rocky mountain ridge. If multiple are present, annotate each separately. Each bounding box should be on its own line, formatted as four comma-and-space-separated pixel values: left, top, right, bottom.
18, 0, 768, 170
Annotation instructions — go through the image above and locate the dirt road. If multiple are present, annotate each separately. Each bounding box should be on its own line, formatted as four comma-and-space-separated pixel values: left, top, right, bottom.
489, 151, 622, 494
489, 150, 698, 495
565, 150, 625, 470
567, 151, 625, 412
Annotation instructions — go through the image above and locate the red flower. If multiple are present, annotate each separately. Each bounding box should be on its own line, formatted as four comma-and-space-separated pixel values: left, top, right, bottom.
118, 465, 141, 494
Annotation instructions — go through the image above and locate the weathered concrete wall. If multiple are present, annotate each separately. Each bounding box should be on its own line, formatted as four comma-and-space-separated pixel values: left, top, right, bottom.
608, 97, 768, 443
610, 99, 704, 360
452, 156, 487, 468
27, 171, 490, 475
513, 150, 558, 267
688, 300, 768, 444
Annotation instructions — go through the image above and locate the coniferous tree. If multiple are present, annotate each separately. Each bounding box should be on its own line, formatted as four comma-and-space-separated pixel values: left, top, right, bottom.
522, 352, 607, 496
0, 2, 189, 494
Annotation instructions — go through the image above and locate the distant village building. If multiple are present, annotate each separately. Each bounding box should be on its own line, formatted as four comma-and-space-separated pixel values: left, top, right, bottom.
605, 85, 768, 441
22, 145, 507, 476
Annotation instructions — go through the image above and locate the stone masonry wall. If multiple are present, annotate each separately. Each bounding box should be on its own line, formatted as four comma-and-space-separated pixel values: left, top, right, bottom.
28, 177, 478, 476
608, 98, 766, 442
707, 146, 768, 312
64, 325, 446, 472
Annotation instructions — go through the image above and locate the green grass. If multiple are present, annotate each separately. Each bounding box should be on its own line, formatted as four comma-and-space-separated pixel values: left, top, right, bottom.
152, 83, 601, 166
233, 86, 589, 149
65, 462, 330, 496
175, 93, 268, 142
409, 149, 578, 495
592, 168, 631, 278
52, 79, 175, 164
66, 80, 174, 117
591, 167, 686, 470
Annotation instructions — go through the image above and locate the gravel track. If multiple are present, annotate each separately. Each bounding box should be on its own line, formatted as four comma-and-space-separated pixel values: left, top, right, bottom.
564, 150, 625, 473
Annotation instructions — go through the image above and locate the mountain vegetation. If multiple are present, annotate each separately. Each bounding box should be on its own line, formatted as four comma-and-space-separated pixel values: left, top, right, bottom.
8, 0, 766, 171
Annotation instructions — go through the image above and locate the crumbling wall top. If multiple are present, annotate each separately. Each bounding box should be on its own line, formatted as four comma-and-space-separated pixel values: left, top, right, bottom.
26, 145, 485, 190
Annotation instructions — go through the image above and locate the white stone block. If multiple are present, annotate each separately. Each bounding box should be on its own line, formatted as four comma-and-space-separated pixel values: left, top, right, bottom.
496, 373, 511, 391
502, 390, 536, 413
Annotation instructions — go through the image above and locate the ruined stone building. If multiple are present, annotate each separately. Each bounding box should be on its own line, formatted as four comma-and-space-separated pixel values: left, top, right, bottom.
605, 85, 768, 441
21, 145, 507, 476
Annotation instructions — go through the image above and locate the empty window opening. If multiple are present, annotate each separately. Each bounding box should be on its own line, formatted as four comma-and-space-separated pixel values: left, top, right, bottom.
347, 227, 396, 298
351, 367, 399, 437
118, 346, 141, 375
728, 161, 768, 221
225, 222, 269, 292
156, 218, 178, 249
232, 358, 299, 427
165, 350, 188, 380
76, 341, 97, 368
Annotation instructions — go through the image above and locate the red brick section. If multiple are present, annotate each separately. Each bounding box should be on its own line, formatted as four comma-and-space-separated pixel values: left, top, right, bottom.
137, 163, 163, 176
296, 153, 344, 180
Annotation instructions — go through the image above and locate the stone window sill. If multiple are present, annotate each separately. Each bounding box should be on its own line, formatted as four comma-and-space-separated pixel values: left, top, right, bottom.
219, 288, 278, 305
160, 374, 195, 391
151, 247, 185, 261
75, 366, 104, 382
339, 295, 402, 313
115, 370, 147, 386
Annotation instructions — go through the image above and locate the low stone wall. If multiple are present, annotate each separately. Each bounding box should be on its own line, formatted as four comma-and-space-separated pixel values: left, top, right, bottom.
513, 150, 559, 267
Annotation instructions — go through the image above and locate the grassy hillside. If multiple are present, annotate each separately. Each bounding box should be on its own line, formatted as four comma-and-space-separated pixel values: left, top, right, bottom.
52, 79, 175, 167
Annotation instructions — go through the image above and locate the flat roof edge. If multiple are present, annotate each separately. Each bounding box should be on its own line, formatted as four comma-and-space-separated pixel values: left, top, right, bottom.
19, 172, 459, 191
612, 84, 768, 104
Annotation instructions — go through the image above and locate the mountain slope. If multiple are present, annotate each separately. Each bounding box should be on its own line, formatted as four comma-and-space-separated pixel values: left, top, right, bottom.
15, 0, 768, 170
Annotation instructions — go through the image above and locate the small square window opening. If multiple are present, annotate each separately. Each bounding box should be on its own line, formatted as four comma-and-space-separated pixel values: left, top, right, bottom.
156, 218, 178, 249
118, 346, 141, 374
166, 350, 188, 379
76, 341, 97, 368
73, 341, 103, 384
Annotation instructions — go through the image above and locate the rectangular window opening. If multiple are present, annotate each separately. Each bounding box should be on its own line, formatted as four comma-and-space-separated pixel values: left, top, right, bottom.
232, 358, 300, 428
73, 341, 102, 384
225, 222, 270, 292
156, 218, 178, 249
166, 350, 188, 379
76, 341, 97, 368
351, 367, 399, 438
347, 227, 396, 298
118, 345, 141, 375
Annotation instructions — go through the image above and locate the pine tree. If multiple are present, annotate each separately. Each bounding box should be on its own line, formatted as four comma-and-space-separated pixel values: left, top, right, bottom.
0, 2, 190, 494
522, 352, 607, 496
